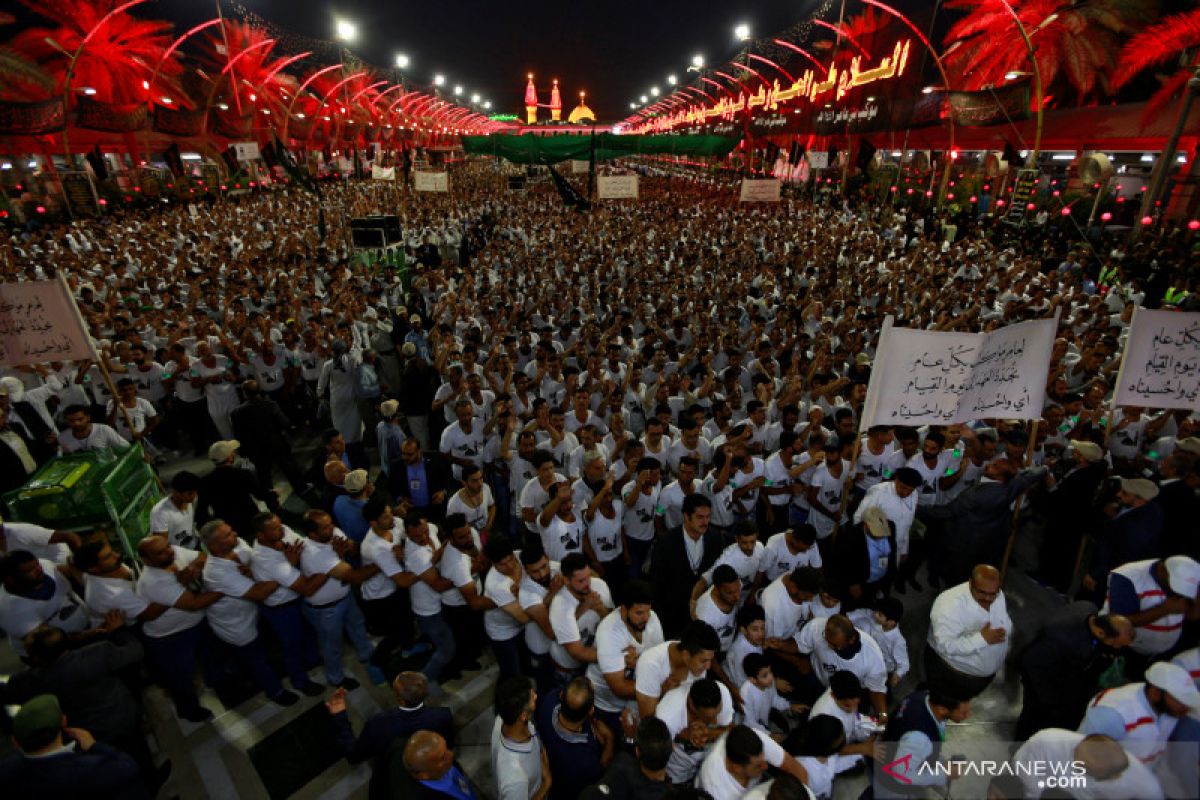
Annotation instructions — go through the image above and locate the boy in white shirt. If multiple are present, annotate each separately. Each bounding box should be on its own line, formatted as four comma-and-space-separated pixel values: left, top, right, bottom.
848, 599, 909, 689
739, 652, 803, 735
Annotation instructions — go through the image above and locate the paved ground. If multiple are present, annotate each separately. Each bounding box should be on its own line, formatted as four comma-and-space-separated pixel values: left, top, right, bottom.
0, 443, 1068, 799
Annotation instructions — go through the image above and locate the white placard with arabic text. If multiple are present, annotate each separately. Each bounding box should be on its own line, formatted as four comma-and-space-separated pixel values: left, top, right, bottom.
1114, 309, 1200, 410
232, 141, 260, 161
807, 151, 830, 170
371, 165, 396, 181
414, 171, 449, 192
863, 317, 1057, 426
0, 279, 94, 367
597, 175, 638, 199
570, 160, 590, 174
739, 178, 782, 202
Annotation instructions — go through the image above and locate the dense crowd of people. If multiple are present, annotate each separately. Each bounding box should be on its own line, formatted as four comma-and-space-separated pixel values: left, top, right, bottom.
0, 160, 1198, 799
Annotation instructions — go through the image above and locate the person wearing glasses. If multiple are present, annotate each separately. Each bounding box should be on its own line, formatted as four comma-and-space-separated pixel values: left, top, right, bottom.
926, 564, 1011, 700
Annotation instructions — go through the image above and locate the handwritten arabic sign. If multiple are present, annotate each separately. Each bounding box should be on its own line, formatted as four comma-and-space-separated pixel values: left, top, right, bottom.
414, 171, 449, 192
739, 178, 782, 203
864, 318, 1057, 426
1114, 309, 1200, 410
597, 175, 638, 199
0, 279, 94, 367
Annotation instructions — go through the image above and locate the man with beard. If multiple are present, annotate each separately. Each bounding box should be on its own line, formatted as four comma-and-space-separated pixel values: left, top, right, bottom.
518, 542, 564, 691
549, 552, 613, 681
587, 580, 664, 737
1015, 605, 1134, 738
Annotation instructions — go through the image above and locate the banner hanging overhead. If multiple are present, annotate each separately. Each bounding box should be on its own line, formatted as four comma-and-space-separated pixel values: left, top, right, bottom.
1113, 309, 1200, 410
0, 278, 94, 367
461, 133, 740, 165
597, 175, 639, 199
862, 316, 1058, 427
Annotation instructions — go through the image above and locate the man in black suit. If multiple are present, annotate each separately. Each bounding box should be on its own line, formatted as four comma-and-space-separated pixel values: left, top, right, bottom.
385, 730, 477, 800
326, 671, 455, 765
390, 438, 453, 521
197, 440, 281, 540
1034, 439, 1109, 592
651, 494, 723, 638
1155, 451, 1199, 560
0, 694, 148, 798
231, 380, 307, 494
0, 377, 58, 463
928, 460, 1046, 586
0, 406, 44, 506
1081, 477, 1165, 602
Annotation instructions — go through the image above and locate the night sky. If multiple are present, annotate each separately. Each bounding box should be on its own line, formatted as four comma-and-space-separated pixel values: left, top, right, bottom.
155, 0, 824, 123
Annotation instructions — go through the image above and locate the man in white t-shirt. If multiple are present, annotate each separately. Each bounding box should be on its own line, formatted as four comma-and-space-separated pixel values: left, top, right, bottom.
135, 534, 221, 722
58, 403, 130, 454
149, 470, 201, 550
482, 537, 534, 679
697, 724, 808, 800
0, 550, 95, 657
250, 511, 331, 696
654, 678, 735, 783
198, 519, 297, 705
548, 552, 613, 675
297, 510, 385, 689
586, 578, 664, 735
794, 614, 889, 717
403, 512, 458, 688
518, 544, 563, 690
0, 516, 80, 564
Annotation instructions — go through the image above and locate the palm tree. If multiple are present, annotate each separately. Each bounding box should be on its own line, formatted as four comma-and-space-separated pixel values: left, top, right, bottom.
1111, 8, 1200, 122
942, 0, 1156, 102
0, 12, 53, 98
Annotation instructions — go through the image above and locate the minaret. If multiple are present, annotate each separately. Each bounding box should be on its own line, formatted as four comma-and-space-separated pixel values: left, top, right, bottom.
525, 73, 538, 125
550, 79, 562, 122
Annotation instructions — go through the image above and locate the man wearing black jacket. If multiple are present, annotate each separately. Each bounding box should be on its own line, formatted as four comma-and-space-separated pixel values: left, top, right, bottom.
230, 380, 307, 494
325, 671, 455, 765
1034, 439, 1108, 591
831, 505, 897, 609
651, 494, 723, 638
386, 730, 477, 800
198, 440, 281, 540
390, 438, 454, 522
0, 407, 44, 507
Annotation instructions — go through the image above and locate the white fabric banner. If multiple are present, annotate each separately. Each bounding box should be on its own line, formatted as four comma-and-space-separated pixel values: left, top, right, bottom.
570, 160, 590, 174
371, 165, 396, 181
1113, 308, 1200, 410
862, 317, 1058, 427
232, 141, 260, 161
597, 175, 639, 199
807, 151, 830, 169
414, 171, 449, 192
739, 178, 781, 202
0, 277, 94, 367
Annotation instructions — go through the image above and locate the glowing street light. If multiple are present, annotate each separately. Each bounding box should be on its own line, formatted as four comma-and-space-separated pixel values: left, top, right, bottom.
667, 74, 677, 85
335, 19, 357, 42
471, 93, 480, 103
395, 54, 410, 69
434, 74, 445, 86
691, 54, 705, 69
630, 102, 637, 109
734, 23, 751, 41
640, 94, 648, 103
453, 84, 463, 96
650, 86, 660, 96
483, 101, 492, 109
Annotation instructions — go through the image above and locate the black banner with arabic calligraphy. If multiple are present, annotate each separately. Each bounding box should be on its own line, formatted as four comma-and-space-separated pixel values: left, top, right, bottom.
153, 107, 205, 137
0, 99, 65, 135
948, 83, 1031, 127
74, 97, 148, 133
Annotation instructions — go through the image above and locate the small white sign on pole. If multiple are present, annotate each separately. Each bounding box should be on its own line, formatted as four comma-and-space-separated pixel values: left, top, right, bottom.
570, 160, 590, 174
807, 151, 830, 170
861, 317, 1058, 426
1113, 308, 1200, 410
414, 171, 449, 192
739, 178, 782, 202
232, 141, 260, 161
371, 165, 396, 181
0, 278, 95, 367
597, 175, 639, 199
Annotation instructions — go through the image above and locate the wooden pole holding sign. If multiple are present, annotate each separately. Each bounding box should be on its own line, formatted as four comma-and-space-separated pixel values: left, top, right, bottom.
54, 271, 138, 442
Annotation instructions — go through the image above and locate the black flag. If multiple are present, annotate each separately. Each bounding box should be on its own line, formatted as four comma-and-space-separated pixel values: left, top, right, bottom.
1003, 141, 1025, 168
547, 165, 589, 211
856, 139, 877, 173
86, 145, 108, 180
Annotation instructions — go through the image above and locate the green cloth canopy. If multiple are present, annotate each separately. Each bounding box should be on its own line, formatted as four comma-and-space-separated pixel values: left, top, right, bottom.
461, 133, 740, 165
